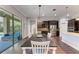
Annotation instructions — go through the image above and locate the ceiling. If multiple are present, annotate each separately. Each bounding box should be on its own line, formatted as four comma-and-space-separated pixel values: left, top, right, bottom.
12, 5, 79, 21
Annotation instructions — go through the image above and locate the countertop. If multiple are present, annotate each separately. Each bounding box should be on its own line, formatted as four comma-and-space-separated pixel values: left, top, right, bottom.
62, 32, 79, 37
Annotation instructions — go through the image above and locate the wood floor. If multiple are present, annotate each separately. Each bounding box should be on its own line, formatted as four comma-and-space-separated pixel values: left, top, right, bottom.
1, 37, 79, 54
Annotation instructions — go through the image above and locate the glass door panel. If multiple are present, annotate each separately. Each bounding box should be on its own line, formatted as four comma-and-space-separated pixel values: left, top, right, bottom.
13, 16, 22, 44
0, 9, 13, 53
0, 8, 22, 53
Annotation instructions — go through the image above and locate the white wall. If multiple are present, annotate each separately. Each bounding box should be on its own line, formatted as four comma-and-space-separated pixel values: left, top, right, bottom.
0, 5, 28, 39
31, 19, 37, 35
27, 18, 37, 38
59, 18, 68, 38
59, 18, 68, 34
22, 18, 28, 38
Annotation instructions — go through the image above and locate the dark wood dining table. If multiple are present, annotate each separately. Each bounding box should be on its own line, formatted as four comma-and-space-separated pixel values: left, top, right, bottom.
21, 35, 58, 54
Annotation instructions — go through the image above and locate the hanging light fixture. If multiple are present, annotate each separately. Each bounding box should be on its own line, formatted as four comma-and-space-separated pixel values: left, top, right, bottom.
37, 5, 42, 23
66, 7, 70, 18
38, 5, 41, 17
53, 9, 57, 16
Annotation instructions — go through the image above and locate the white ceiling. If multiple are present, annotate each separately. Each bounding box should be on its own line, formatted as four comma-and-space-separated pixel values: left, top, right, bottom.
12, 5, 79, 21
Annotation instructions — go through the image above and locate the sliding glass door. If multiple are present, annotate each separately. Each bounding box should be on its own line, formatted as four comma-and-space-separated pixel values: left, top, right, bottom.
0, 16, 4, 38
13, 16, 22, 44
0, 9, 13, 53
0, 8, 22, 53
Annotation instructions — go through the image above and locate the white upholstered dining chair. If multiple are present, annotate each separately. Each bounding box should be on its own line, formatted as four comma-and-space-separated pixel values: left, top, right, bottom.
31, 41, 50, 54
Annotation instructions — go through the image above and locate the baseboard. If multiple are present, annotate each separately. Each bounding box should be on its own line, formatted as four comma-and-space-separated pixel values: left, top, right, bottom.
62, 40, 79, 51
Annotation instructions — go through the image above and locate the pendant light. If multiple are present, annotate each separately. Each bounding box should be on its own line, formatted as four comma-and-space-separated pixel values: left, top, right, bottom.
37, 5, 42, 23
65, 6, 71, 21
66, 7, 70, 18
53, 9, 56, 16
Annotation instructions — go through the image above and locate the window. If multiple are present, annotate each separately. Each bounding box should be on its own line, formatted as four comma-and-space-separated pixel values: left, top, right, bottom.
0, 17, 4, 33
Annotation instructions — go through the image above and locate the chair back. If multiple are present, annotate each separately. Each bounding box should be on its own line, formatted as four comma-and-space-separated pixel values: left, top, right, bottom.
31, 41, 50, 54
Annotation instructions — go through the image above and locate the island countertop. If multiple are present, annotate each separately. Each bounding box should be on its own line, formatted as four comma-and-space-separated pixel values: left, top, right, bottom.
61, 32, 79, 37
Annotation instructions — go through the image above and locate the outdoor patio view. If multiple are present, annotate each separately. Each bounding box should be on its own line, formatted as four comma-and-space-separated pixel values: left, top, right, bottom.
0, 8, 22, 53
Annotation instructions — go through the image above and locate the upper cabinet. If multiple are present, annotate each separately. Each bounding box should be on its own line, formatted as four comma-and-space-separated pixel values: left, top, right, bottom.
68, 18, 79, 32
68, 19, 75, 32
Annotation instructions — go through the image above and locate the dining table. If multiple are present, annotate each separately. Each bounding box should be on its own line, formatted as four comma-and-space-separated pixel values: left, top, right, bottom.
21, 35, 58, 54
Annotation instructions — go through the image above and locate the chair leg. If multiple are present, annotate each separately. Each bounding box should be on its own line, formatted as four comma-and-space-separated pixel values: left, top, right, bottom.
52, 47, 57, 54
23, 50, 26, 54
22, 48, 26, 54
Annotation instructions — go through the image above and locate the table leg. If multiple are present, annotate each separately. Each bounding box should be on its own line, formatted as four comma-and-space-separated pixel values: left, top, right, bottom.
52, 47, 57, 54
22, 48, 26, 54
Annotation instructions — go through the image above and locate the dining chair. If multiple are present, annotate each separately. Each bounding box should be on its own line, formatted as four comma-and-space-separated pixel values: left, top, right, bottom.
31, 41, 50, 54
